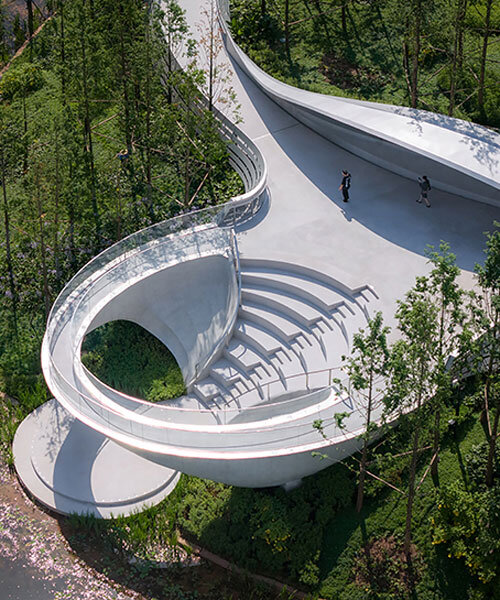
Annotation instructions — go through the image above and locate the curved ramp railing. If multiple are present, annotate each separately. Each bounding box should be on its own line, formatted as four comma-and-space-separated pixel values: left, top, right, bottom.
45, 353, 373, 455
40, 2, 388, 483
41, 77, 269, 445
216, 0, 500, 208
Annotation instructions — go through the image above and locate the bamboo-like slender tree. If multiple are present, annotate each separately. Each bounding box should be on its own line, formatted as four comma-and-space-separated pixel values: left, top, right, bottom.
464, 228, 500, 487
342, 312, 390, 513
387, 278, 439, 560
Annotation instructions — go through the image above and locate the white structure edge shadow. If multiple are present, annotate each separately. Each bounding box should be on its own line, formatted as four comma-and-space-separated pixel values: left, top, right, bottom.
216, 0, 500, 208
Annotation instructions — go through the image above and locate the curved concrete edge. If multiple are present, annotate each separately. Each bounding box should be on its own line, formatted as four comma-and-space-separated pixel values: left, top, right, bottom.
216, 1, 500, 208
13, 399, 181, 518
131, 432, 365, 488
41, 377, 367, 461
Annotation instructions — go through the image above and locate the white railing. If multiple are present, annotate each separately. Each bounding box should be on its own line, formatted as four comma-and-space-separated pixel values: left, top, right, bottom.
39, 1, 373, 456
42, 43, 268, 445
45, 358, 371, 452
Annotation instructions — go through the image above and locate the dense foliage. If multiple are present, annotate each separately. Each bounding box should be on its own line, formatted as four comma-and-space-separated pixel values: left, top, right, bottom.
0, 3, 499, 600
432, 440, 500, 586
230, 0, 500, 128
82, 320, 186, 402
176, 468, 354, 587
0, 0, 242, 402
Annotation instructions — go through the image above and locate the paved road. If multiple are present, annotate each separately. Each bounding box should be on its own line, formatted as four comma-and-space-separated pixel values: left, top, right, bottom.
0, 558, 66, 600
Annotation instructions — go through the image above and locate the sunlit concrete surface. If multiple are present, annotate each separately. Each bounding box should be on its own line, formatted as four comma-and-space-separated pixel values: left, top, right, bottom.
13, 0, 500, 516
13, 399, 180, 517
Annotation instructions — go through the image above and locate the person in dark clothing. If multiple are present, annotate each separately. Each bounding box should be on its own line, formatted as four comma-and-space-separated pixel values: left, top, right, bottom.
417, 175, 431, 207
339, 169, 351, 202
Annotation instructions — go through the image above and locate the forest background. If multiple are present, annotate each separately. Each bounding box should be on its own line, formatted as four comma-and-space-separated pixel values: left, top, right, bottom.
230, 0, 500, 128
0, 0, 242, 403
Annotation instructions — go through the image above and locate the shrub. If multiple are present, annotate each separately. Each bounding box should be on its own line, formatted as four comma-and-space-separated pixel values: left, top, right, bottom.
432, 481, 500, 585
465, 441, 500, 488
176, 465, 354, 587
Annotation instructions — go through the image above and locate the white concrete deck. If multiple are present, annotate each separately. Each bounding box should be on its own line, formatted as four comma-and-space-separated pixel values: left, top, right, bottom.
13, 0, 500, 515
178, 0, 499, 332
13, 400, 180, 518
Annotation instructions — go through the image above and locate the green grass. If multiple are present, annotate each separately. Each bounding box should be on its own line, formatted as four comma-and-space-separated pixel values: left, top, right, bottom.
81, 320, 186, 402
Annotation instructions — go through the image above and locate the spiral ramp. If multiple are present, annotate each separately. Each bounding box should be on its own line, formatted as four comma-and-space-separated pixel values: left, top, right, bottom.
14, 0, 500, 517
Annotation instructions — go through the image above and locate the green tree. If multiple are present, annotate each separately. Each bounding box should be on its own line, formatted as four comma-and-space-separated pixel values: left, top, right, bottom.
342, 312, 390, 513
0, 62, 43, 172
387, 277, 439, 560
197, 0, 238, 115
0, 119, 20, 332
161, 0, 189, 104
425, 242, 466, 479
465, 227, 500, 487
477, 0, 494, 120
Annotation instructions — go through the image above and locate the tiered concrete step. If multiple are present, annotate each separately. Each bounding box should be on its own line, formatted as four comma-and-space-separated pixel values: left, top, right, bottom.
192, 378, 231, 407
241, 285, 329, 329
241, 269, 347, 311
191, 260, 379, 414
239, 301, 313, 348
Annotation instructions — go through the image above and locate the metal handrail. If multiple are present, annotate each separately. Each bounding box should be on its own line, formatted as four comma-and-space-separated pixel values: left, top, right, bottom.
41, 0, 369, 445
75, 363, 344, 415
49, 361, 359, 436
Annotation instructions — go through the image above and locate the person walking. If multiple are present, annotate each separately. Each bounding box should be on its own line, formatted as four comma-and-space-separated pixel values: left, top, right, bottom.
339, 169, 351, 202
417, 175, 431, 207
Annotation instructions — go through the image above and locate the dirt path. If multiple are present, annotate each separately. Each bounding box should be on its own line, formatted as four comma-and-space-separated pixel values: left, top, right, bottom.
0, 461, 148, 600
0, 13, 53, 78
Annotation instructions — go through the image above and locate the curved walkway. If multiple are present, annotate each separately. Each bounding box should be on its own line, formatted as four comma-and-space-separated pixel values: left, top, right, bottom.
13, 0, 500, 516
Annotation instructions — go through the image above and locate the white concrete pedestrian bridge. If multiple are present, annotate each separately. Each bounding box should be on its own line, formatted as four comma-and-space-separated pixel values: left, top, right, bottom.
14, 0, 500, 516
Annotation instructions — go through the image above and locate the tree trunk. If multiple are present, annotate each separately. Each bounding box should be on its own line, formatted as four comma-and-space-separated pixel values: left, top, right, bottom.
404, 421, 420, 558
486, 405, 499, 487
484, 312, 499, 486
376, 5, 398, 67
144, 2, 154, 222
59, 0, 66, 102
22, 92, 28, 173
26, 0, 34, 60
457, 0, 467, 70
284, 0, 290, 58
1, 145, 17, 331
66, 162, 76, 269
432, 303, 445, 480
184, 146, 191, 207
341, 2, 347, 41
356, 440, 369, 513
78, 4, 100, 246
208, 1, 215, 111
35, 167, 51, 319
481, 311, 498, 434
313, 0, 332, 48
431, 409, 440, 479
357, 370, 374, 513
448, 19, 458, 115
53, 134, 61, 283
410, 0, 422, 108
449, 0, 467, 116
403, 37, 411, 101
118, 10, 133, 156
477, 0, 492, 119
